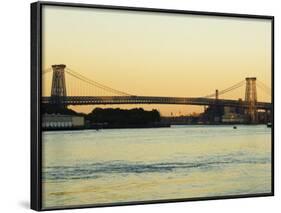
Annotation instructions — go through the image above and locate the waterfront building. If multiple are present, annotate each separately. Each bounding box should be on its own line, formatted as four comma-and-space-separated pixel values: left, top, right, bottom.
42, 114, 85, 129
222, 107, 245, 123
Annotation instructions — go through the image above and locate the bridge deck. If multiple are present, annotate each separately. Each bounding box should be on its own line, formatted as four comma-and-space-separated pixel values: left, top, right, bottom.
41, 96, 271, 110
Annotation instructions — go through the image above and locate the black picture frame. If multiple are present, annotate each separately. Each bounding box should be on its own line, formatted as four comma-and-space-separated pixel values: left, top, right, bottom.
31, 1, 274, 211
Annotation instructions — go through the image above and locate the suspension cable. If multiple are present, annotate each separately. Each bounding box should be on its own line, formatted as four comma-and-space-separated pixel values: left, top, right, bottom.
204, 80, 245, 98
65, 67, 133, 96
256, 80, 271, 94
256, 83, 271, 97
257, 80, 271, 91
42, 68, 52, 75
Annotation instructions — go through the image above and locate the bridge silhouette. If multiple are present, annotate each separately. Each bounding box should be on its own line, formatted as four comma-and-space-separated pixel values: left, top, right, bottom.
42, 64, 272, 122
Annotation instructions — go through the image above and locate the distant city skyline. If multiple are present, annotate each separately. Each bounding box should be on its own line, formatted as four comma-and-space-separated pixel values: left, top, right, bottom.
42, 5, 272, 115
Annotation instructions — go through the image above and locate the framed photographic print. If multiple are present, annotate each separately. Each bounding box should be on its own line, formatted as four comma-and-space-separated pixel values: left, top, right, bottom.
31, 1, 274, 211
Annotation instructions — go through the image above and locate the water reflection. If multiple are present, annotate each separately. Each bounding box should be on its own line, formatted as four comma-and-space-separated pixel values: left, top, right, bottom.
42, 125, 271, 208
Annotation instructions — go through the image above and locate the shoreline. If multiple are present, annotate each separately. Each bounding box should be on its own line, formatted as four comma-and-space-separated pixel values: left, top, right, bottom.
42, 123, 269, 131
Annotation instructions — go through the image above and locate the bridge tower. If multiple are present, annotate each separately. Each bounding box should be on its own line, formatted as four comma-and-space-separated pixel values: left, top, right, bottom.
215, 89, 219, 100
50, 64, 67, 106
245, 77, 257, 123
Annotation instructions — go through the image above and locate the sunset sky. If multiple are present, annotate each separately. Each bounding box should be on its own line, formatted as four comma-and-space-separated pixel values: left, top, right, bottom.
42, 5, 272, 116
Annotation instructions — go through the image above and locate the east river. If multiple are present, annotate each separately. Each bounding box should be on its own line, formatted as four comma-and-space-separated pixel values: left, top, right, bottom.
42, 125, 272, 208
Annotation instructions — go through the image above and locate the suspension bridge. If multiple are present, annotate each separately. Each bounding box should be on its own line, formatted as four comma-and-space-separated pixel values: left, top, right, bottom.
42, 64, 272, 122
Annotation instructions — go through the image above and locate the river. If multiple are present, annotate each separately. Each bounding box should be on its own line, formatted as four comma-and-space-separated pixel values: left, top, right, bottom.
42, 125, 272, 209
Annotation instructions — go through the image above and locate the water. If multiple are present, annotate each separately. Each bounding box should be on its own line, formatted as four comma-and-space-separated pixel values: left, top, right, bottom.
42, 125, 272, 208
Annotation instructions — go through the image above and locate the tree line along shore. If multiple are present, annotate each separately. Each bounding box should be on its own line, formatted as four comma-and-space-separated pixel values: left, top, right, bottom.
41, 105, 168, 130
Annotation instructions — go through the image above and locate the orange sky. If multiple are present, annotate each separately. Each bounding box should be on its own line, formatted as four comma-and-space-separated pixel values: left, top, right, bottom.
42, 5, 272, 116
